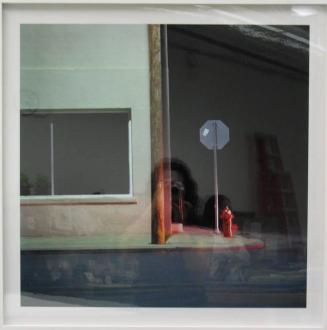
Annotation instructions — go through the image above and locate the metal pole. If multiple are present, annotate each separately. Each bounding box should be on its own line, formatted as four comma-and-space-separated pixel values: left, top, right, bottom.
162, 25, 172, 162
161, 25, 173, 235
128, 120, 133, 195
213, 122, 220, 234
50, 122, 55, 195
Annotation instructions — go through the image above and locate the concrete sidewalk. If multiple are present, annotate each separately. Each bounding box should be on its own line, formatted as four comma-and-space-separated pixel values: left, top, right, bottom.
21, 226, 264, 252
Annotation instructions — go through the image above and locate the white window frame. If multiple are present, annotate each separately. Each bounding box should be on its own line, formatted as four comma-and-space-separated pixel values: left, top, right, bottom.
20, 108, 135, 205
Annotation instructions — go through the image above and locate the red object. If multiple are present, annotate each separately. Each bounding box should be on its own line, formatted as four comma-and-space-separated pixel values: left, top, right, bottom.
220, 206, 236, 238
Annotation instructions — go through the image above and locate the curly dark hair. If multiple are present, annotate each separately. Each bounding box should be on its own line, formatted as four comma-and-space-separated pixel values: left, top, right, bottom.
170, 158, 199, 209
151, 158, 199, 226
202, 194, 232, 229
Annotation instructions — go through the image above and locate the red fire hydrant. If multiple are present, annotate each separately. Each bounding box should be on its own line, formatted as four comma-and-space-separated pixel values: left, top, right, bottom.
220, 206, 237, 238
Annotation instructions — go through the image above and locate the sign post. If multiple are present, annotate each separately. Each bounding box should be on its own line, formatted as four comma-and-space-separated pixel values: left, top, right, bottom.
200, 120, 230, 234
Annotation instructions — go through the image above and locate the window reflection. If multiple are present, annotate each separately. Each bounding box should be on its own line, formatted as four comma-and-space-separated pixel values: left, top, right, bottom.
20, 23, 309, 308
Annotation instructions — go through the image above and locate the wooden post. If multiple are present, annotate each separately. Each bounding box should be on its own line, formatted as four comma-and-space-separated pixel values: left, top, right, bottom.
149, 25, 171, 244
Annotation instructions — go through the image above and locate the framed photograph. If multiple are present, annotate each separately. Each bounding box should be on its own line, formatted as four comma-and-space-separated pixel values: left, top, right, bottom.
1, 1, 327, 329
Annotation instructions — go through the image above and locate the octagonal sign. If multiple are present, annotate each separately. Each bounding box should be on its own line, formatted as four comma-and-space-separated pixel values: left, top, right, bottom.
200, 120, 230, 150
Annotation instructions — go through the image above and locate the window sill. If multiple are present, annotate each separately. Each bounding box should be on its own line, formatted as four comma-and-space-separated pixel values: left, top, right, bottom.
20, 195, 137, 206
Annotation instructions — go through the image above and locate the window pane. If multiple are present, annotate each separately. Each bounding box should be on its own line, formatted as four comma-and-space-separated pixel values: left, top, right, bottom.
20, 111, 130, 195
21, 114, 51, 195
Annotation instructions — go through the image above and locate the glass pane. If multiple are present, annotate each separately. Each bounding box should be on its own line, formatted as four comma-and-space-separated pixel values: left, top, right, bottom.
20, 21, 312, 309
21, 114, 51, 195
53, 112, 130, 195
20, 112, 130, 195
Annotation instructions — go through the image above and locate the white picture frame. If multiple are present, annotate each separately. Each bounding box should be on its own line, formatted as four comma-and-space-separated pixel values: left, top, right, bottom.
1, 1, 327, 329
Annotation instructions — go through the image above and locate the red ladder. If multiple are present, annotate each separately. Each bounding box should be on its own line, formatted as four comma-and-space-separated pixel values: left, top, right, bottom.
255, 133, 303, 259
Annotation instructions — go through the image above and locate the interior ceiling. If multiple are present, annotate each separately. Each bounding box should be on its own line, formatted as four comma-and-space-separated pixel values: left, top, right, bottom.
168, 25, 309, 78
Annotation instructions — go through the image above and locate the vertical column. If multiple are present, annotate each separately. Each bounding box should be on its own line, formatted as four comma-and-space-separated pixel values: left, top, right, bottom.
161, 25, 172, 238
149, 25, 166, 244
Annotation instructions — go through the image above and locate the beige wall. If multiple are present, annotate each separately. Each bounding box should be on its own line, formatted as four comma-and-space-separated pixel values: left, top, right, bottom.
20, 25, 152, 239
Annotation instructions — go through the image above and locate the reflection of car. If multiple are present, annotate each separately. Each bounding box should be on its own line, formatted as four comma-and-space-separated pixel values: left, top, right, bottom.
207, 250, 251, 282
167, 225, 263, 283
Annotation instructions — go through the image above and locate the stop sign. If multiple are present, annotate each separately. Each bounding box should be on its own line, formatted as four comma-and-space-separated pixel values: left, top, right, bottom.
200, 120, 230, 150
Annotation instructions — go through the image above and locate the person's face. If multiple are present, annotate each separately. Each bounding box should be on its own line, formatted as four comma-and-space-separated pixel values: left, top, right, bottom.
171, 170, 183, 185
